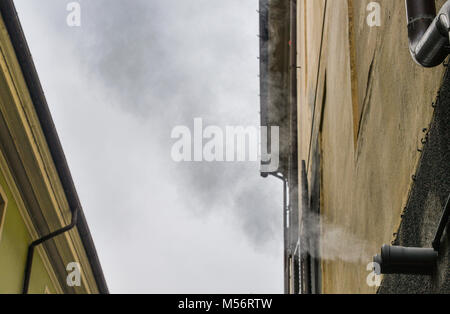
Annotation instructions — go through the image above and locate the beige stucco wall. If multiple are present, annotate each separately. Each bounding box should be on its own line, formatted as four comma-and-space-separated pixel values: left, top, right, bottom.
297, 0, 446, 293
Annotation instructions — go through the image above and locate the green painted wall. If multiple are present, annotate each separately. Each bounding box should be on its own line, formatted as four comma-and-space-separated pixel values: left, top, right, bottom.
0, 170, 57, 294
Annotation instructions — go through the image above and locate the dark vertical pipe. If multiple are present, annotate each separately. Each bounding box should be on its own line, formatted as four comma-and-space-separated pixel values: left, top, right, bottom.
432, 193, 450, 251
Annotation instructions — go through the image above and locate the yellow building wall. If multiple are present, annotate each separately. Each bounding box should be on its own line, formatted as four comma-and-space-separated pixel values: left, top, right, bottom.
0, 169, 57, 294
0, 10, 100, 294
297, 0, 446, 293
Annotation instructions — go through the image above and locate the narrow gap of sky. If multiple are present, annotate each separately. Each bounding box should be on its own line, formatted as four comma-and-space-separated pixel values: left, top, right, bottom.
14, 0, 283, 293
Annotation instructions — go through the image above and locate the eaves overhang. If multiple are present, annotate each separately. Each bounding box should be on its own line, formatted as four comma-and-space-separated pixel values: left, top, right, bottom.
0, 0, 109, 294
259, 0, 291, 176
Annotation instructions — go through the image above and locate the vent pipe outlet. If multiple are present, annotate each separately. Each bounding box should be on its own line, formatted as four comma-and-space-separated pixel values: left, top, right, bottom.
373, 245, 438, 275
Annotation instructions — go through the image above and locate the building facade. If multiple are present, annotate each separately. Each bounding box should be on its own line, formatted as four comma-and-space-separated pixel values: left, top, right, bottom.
260, 0, 450, 294
0, 0, 107, 294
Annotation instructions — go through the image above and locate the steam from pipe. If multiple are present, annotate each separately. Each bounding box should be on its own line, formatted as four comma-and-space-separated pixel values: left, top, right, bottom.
301, 210, 373, 264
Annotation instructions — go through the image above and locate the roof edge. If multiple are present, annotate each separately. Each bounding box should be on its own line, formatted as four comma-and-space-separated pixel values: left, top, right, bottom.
0, 0, 109, 294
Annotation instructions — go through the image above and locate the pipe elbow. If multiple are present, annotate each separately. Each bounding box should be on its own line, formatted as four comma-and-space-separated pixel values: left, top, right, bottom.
407, 0, 450, 67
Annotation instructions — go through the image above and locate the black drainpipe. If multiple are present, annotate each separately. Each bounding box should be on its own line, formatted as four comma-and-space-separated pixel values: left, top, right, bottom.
406, 0, 450, 67
432, 193, 450, 251
22, 207, 79, 294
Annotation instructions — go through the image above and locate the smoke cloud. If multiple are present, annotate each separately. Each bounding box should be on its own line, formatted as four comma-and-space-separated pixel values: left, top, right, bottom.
14, 0, 283, 293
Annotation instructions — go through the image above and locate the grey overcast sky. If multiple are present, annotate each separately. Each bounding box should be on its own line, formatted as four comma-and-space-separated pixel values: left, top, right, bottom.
14, 0, 283, 293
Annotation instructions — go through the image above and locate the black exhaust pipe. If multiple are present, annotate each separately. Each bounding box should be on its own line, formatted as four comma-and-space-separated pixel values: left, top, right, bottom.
406, 0, 450, 67
374, 193, 449, 276
373, 245, 438, 275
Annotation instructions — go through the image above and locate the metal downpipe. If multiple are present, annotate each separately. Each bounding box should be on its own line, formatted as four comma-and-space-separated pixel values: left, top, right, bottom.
22, 207, 79, 294
270, 172, 289, 294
